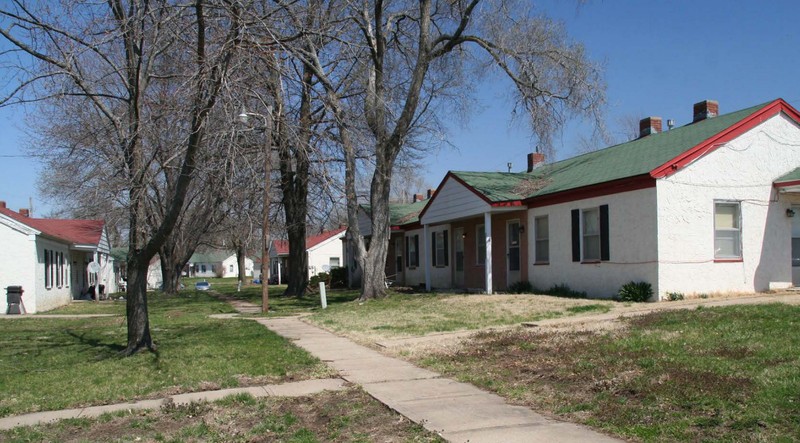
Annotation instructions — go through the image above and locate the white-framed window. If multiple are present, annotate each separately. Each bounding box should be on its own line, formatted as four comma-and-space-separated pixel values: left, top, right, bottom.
571, 205, 609, 263
714, 201, 741, 259
406, 235, 419, 268
582, 208, 601, 261
329, 257, 340, 268
44, 249, 52, 289
432, 230, 449, 267
201, 264, 207, 273
477, 225, 486, 265
229, 264, 234, 272
534, 215, 549, 263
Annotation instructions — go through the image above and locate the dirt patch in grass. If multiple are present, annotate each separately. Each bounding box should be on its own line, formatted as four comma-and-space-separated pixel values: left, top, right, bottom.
309, 292, 615, 343
1, 388, 443, 443
416, 305, 800, 442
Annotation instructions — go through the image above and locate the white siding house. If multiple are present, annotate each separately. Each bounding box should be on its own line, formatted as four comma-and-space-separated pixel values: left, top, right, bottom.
271, 227, 346, 283
0, 203, 116, 313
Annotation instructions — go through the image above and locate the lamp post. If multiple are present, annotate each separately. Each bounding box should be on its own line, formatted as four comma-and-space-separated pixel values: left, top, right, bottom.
239, 106, 273, 313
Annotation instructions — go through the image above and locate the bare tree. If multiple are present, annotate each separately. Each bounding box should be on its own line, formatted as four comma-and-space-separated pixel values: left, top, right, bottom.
280, 0, 605, 299
0, 0, 245, 354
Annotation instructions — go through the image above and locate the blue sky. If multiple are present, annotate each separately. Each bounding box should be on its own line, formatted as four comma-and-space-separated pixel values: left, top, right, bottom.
2, 0, 799, 214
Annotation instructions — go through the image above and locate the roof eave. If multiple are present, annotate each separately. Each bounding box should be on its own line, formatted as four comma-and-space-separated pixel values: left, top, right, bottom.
650, 98, 800, 178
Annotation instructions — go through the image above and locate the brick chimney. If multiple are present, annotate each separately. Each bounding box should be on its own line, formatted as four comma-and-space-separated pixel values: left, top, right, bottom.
426, 188, 435, 199
19, 208, 29, 217
527, 152, 545, 172
639, 117, 663, 138
0, 201, 5, 209
412, 193, 425, 203
693, 100, 719, 122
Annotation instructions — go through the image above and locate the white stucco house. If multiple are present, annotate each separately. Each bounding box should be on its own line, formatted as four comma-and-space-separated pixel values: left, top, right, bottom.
270, 227, 346, 283
352, 99, 800, 300
0, 203, 117, 313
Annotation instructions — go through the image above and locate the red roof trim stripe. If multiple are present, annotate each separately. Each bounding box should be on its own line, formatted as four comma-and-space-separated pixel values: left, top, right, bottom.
525, 174, 655, 208
775, 179, 800, 188
490, 201, 524, 207
650, 99, 800, 178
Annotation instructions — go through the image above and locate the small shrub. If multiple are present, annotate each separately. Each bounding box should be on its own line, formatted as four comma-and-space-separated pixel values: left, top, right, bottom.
508, 280, 533, 294
617, 281, 653, 302
330, 266, 348, 288
667, 291, 684, 301
309, 272, 330, 287
544, 283, 588, 299
699, 293, 709, 299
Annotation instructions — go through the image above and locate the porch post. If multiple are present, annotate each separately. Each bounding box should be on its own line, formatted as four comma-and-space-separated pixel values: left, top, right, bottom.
278, 261, 282, 284
485, 212, 492, 294
424, 224, 431, 291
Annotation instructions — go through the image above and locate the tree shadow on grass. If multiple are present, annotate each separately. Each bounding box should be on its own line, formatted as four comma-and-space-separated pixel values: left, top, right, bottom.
65, 330, 127, 360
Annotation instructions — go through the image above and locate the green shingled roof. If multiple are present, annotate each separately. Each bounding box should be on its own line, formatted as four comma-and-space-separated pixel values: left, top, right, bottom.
776, 167, 800, 183
452, 101, 773, 202
190, 250, 232, 263
362, 199, 428, 227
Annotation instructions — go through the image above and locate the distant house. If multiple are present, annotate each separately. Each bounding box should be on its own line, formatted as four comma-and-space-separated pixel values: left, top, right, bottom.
0, 203, 117, 313
270, 227, 347, 283
351, 99, 800, 300
146, 250, 254, 289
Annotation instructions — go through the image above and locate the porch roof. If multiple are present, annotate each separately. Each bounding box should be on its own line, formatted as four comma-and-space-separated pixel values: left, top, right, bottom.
774, 166, 800, 191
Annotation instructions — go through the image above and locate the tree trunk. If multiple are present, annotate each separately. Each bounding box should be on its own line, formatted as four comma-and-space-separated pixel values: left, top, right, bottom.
359, 165, 393, 300
236, 245, 247, 285
124, 257, 155, 355
160, 259, 182, 296
283, 223, 308, 296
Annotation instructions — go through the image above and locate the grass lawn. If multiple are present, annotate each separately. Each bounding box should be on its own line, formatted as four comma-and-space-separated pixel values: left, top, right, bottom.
417, 304, 800, 442
308, 292, 613, 341
188, 277, 360, 315
0, 291, 331, 418
0, 388, 444, 443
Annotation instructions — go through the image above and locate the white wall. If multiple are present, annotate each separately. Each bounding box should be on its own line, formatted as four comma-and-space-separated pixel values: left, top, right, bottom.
527, 187, 659, 299
307, 234, 345, 277
147, 259, 162, 290
421, 177, 490, 225
657, 113, 800, 296
34, 237, 73, 313
221, 255, 254, 278
0, 223, 37, 314
402, 228, 425, 287
425, 224, 452, 288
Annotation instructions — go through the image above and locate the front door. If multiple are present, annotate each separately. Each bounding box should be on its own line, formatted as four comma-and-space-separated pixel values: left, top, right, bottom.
793, 206, 800, 286
507, 220, 521, 287
454, 228, 464, 287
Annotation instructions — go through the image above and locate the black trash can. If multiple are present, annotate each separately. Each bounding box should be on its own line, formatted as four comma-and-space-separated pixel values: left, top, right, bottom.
6, 286, 24, 314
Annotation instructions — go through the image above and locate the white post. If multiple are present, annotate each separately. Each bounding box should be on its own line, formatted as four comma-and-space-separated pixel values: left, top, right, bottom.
423, 224, 431, 291
319, 282, 327, 309
484, 212, 493, 295
277, 261, 282, 284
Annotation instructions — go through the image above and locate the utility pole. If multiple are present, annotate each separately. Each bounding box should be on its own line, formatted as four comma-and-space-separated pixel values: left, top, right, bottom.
239, 106, 273, 313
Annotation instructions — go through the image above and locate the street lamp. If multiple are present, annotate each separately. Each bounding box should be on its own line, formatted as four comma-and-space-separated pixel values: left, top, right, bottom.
238, 106, 273, 313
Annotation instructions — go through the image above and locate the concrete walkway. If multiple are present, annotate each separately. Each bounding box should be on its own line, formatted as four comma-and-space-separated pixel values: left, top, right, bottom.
0, 378, 345, 430
259, 316, 620, 443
